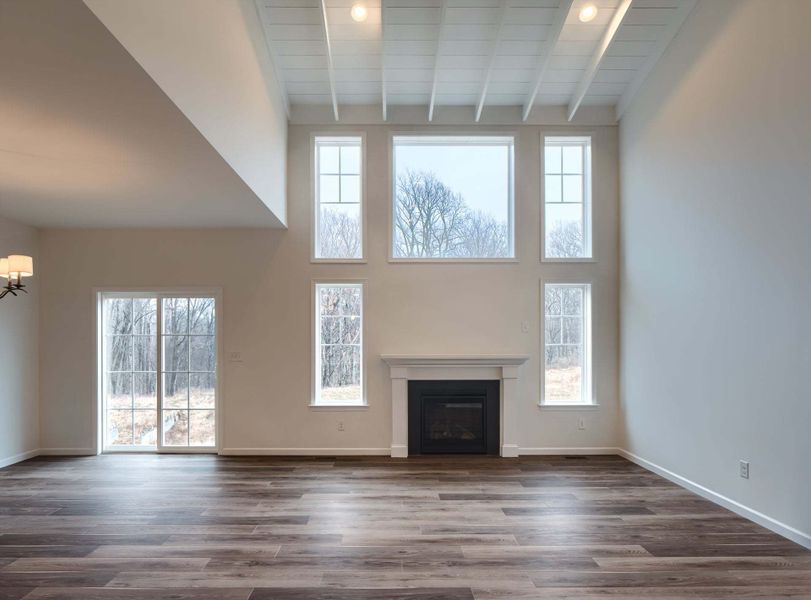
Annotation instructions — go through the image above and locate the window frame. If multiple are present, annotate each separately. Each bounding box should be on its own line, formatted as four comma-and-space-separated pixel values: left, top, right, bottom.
94, 287, 223, 455
389, 133, 517, 263
540, 281, 594, 407
312, 134, 367, 264
310, 280, 367, 409
541, 134, 594, 263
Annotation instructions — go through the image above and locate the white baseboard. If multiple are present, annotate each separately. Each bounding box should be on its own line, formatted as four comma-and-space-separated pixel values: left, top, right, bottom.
0, 448, 39, 469
220, 447, 390, 456
618, 448, 811, 550
39, 448, 97, 456
520, 447, 620, 455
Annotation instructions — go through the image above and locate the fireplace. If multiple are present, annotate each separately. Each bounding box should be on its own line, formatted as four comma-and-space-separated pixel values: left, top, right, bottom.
408, 380, 500, 455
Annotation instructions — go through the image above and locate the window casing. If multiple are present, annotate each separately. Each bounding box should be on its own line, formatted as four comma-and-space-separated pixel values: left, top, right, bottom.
100, 292, 219, 452
314, 136, 363, 261
391, 135, 515, 260
313, 282, 364, 406
542, 283, 593, 406
543, 136, 592, 260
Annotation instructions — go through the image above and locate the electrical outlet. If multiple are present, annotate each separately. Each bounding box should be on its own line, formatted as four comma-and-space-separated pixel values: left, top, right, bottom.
228, 351, 243, 363
739, 460, 749, 479
337, 421, 345, 432
521, 320, 530, 333
577, 417, 586, 430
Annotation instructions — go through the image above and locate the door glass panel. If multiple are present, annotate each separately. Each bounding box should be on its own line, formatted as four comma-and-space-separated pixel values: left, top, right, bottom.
102, 295, 216, 451
161, 297, 216, 448
103, 297, 157, 448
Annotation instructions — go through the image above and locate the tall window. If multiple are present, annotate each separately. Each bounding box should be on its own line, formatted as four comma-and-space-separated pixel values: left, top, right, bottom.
544, 136, 592, 259
392, 136, 514, 259
313, 283, 363, 406
314, 137, 363, 260
543, 283, 592, 405
101, 293, 217, 450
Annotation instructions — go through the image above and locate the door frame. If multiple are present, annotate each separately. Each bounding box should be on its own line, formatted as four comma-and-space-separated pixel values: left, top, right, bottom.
94, 287, 223, 455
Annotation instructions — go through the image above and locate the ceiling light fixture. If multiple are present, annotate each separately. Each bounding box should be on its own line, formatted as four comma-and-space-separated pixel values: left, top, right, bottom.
0, 255, 34, 300
350, 3, 368, 22
579, 3, 598, 22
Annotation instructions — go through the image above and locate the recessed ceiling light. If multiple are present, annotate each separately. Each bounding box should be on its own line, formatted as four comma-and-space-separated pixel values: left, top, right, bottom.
350, 3, 368, 22
579, 3, 598, 22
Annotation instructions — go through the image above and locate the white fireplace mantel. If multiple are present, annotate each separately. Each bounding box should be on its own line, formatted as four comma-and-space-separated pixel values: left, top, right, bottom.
381, 354, 530, 458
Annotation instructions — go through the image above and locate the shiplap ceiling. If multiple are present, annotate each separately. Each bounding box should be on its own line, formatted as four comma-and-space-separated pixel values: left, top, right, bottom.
257, 0, 695, 121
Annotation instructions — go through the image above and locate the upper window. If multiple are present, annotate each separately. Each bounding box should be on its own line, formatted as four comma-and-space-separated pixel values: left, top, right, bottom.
314, 137, 363, 260
313, 282, 364, 406
392, 136, 514, 260
542, 283, 592, 406
544, 136, 592, 260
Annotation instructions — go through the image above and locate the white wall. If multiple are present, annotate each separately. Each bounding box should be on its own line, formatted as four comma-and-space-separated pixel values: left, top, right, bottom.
38, 123, 620, 455
0, 217, 39, 467
620, 0, 811, 542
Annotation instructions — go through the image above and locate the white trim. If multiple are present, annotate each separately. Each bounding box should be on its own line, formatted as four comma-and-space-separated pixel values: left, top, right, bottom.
541, 134, 593, 260
308, 404, 369, 411
522, 0, 573, 122
475, 0, 509, 123
567, 0, 633, 122
427, 0, 448, 122
389, 133, 516, 261
615, 0, 696, 120
520, 447, 618, 455
311, 133, 367, 263
39, 448, 96, 456
0, 448, 39, 469
220, 447, 389, 456
95, 288, 223, 454
311, 280, 366, 408
318, 0, 339, 121
618, 449, 811, 550
538, 403, 600, 410
540, 280, 594, 407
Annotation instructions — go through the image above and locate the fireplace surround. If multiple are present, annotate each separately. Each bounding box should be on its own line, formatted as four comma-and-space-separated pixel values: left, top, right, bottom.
382, 355, 529, 458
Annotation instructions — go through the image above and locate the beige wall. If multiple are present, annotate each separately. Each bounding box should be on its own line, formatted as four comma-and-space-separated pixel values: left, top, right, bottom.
39, 123, 620, 454
0, 217, 39, 466
620, 0, 811, 542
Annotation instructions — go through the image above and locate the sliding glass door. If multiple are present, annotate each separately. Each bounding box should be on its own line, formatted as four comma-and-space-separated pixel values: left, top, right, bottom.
101, 292, 218, 453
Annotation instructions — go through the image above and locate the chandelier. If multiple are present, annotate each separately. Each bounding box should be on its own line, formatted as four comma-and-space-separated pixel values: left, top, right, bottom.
0, 255, 34, 300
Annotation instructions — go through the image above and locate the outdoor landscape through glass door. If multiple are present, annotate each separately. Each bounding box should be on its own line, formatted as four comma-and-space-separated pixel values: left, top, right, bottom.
101, 294, 217, 451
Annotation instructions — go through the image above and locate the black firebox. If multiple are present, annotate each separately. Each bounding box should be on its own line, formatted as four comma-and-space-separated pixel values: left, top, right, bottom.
408, 380, 500, 455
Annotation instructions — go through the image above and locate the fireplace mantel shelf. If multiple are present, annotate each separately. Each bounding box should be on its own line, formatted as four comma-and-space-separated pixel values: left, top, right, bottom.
381, 355, 529, 367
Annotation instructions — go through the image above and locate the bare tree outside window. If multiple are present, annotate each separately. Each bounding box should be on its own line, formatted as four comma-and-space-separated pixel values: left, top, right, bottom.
392, 137, 514, 259
544, 136, 592, 259
315, 137, 362, 260
315, 284, 363, 406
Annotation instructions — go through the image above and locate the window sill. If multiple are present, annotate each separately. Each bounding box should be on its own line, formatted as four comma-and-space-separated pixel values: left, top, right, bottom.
541, 258, 596, 264
308, 404, 369, 411
388, 258, 519, 264
538, 403, 600, 411
311, 259, 368, 264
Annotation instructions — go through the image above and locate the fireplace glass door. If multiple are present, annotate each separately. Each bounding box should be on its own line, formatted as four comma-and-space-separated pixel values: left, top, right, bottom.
421, 397, 486, 453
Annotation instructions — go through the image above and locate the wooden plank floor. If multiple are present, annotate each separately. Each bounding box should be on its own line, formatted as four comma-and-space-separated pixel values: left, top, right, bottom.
0, 454, 809, 599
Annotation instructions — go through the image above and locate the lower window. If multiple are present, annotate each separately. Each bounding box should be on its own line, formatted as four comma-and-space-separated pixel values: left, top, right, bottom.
101, 293, 218, 451
542, 283, 592, 405
313, 282, 364, 406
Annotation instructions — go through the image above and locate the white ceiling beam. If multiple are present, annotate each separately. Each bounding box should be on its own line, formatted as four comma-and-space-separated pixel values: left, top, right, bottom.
252, 0, 290, 120
381, 0, 388, 121
427, 0, 448, 122
567, 0, 633, 122
318, 0, 339, 121
474, 0, 509, 123
615, 0, 696, 120
521, 0, 573, 122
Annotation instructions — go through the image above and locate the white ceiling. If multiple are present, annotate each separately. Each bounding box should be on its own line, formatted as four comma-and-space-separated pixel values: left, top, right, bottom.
257, 0, 695, 121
